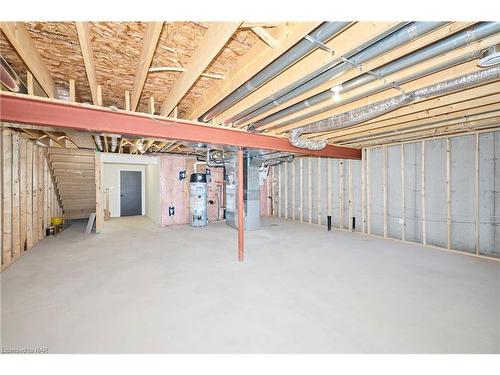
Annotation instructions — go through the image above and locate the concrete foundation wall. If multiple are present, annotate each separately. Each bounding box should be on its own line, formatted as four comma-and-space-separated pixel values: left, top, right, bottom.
273, 130, 500, 258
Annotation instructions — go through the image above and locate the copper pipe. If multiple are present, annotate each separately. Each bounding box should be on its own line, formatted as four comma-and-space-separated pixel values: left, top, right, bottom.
237, 149, 244, 262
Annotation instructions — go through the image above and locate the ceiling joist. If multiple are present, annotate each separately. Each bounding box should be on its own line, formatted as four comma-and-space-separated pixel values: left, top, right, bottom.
0, 22, 57, 98
75, 22, 99, 104
160, 22, 243, 116
130, 22, 164, 111
183, 22, 322, 121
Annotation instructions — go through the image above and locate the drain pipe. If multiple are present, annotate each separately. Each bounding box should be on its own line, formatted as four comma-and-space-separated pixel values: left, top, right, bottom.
249, 22, 500, 130
289, 65, 500, 150
232, 22, 445, 127
199, 22, 351, 122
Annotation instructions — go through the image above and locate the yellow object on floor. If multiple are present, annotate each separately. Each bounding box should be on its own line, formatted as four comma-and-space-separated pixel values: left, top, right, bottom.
51, 217, 63, 226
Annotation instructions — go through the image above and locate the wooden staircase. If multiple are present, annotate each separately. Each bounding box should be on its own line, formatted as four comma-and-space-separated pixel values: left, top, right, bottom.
46, 148, 97, 220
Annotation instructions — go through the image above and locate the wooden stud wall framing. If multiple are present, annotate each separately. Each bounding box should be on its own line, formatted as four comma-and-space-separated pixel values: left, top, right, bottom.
276, 129, 498, 262
1, 128, 63, 271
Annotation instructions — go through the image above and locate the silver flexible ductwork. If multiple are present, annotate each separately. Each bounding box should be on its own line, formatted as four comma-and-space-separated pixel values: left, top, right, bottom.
267, 51, 479, 132
199, 22, 351, 122
249, 22, 500, 130
289, 65, 500, 150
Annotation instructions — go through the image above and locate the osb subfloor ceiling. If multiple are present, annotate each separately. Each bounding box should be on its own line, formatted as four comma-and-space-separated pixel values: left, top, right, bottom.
1, 21, 500, 154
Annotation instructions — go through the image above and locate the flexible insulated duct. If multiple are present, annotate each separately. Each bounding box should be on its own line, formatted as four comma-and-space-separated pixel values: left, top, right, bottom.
267, 51, 480, 132
249, 22, 500, 130
199, 22, 351, 122
289, 65, 500, 150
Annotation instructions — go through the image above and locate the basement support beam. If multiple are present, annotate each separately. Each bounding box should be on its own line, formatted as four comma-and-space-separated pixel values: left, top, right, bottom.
401, 144, 406, 241
421, 140, 427, 245
308, 158, 312, 224
383, 146, 388, 238
348, 160, 353, 231
237, 149, 244, 262
317, 158, 321, 225
367, 149, 371, 235
292, 159, 296, 221
0, 92, 361, 159
160, 22, 242, 116
361, 149, 366, 234
284, 162, 288, 219
299, 158, 304, 222
327, 158, 332, 221
278, 164, 282, 218
339, 160, 344, 230
475, 133, 480, 255
446, 138, 451, 249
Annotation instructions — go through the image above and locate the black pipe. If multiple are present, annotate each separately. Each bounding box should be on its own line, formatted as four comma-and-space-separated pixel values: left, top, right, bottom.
327, 215, 332, 232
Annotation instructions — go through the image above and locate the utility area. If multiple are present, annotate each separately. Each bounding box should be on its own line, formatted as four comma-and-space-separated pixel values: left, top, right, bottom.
0, 20, 499, 355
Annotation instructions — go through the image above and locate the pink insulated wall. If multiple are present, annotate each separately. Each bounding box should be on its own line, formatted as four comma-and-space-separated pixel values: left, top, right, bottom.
159, 155, 271, 227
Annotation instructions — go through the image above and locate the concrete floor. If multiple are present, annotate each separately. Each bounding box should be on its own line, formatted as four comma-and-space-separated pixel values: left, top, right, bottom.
1, 216, 499, 353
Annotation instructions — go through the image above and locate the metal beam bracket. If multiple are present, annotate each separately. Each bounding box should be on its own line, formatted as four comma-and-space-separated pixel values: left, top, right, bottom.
305, 35, 335, 55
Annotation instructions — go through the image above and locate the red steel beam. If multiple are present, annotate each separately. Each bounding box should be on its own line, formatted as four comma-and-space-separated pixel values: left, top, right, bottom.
0, 92, 361, 159
237, 149, 244, 262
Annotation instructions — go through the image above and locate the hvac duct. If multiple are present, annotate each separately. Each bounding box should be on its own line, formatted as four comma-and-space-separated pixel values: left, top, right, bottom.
267, 51, 480, 132
248, 22, 500, 130
199, 22, 351, 122
232, 22, 445, 127
225, 152, 261, 230
289, 65, 500, 150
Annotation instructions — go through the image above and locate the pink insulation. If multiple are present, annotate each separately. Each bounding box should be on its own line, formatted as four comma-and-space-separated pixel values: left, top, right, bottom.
159, 155, 226, 226
160, 155, 272, 226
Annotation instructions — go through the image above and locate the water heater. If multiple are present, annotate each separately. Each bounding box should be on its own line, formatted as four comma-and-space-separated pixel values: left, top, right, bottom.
189, 173, 207, 227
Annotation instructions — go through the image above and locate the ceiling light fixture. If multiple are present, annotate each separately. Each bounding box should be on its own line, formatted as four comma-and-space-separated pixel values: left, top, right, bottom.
478, 44, 500, 68
331, 84, 343, 101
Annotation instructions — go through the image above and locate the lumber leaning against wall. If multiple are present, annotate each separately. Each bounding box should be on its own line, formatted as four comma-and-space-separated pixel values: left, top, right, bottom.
273, 129, 500, 260
1, 128, 63, 271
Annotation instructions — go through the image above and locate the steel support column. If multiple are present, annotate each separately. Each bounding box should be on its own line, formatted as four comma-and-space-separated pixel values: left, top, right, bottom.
237, 149, 244, 262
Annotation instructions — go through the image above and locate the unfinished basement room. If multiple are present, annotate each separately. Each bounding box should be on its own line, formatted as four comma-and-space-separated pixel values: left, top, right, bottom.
1, 17, 500, 357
